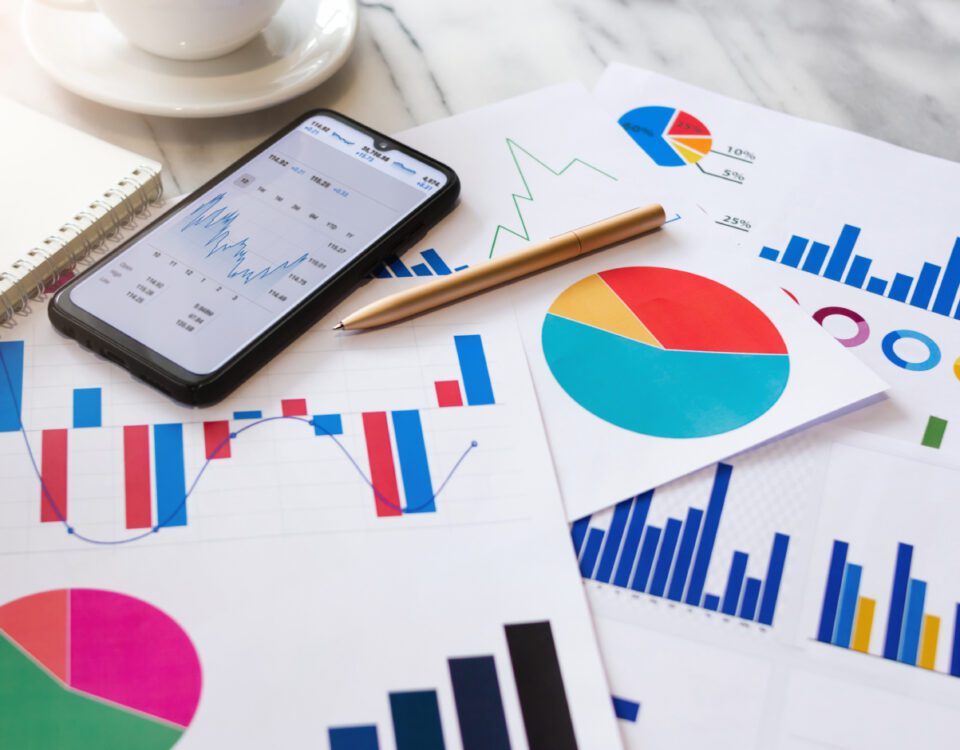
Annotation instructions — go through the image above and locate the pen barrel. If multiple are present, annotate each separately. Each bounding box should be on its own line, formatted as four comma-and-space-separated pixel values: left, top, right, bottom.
573, 203, 667, 252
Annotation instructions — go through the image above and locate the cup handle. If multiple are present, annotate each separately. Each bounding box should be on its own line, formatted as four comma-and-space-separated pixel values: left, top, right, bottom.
33, 0, 97, 9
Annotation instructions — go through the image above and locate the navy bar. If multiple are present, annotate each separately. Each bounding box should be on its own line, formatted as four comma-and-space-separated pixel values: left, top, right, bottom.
449, 656, 511, 750
883, 543, 914, 660
630, 526, 661, 593
613, 493, 651, 588
595, 498, 633, 583
801, 241, 830, 274
780, 235, 809, 268
844, 255, 872, 288
888, 273, 914, 302
570, 517, 590, 557
421, 249, 452, 275
739, 578, 762, 620
951, 603, 960, 677
703, 594, 720, 611
866, 277, 888, 295
579, 528, 604, 578
758, 533, 790, 626
611, 696, 640, 722
824, 224, 861, 281
371, 264, 391, 279
721, 551, 749, 616
648, 519, 682, 597
411, 263, 432, 277
329, 726, 380, 750
932, 237, 960, 315
910, 262, 942, 309
686, 463, 732, 606
667, 508, 703, 601
817, 540, 848, 643
389, 691, 445, 750
386, 255, 413, 278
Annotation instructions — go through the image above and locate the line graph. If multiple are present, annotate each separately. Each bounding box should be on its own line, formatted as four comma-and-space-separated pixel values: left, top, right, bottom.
182, 193, 309, 284
488, 139, 618, 258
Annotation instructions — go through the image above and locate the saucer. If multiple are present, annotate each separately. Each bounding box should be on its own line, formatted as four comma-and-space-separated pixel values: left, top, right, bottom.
21, 0, 358, 118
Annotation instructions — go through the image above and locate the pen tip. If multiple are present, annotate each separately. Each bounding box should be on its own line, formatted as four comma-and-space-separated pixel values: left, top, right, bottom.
333, 322, 344, 330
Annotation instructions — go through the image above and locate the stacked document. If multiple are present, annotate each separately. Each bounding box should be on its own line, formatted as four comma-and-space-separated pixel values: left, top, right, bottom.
1, 65, 957, 750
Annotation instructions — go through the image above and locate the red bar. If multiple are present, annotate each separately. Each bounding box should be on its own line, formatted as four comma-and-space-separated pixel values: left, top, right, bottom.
434, 380, 464, 408
281, 398, 308, 417
123, 425, 152, 529
40, 429, 68, 523
361, 412, 402, 517
203, 420, 232, 459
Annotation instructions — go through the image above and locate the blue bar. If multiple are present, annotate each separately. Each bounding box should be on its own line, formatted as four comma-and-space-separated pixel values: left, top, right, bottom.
951, 603, 960, 677
758, 533, 790, 626
686, 463, 732, 606
780, 235, 809, 267
454, 335, 495, 406
391, 410, 434, 514
0, 340, 25, 432
421, 249, 452, 275
833, 563, 862, 647
448, 656, 511, 750
579, 528, 604, 578
932, 237, 960, 316
667, 508, 703, 602
311, 413, 343, 436
824, 224, 861, 281
454, 265, 469, 272
910, 262, 942, 309
899, 579, 927, 665
721, 551, 749, 616
740, 578, 762, 620
371, 264, 392, 279
844, 255, 872, 288
888, 273, 914, 302
884, 543, 914, 660
595, 498, 633, 583
703, 594, 720, 611
411, 263, 432, 277
154, 423, 187, 528
389, 690, 445, 750
630, 526, 661, 592
232, 410, 262, 420
613, 493, 651, 588
386, 255, 413, 278
570, 517, 590, 557
865, 277, 888, 295
759, 247, 780, 262
648, 519, 682, 597
611, 696, 640, 722
801, 241, 830, 274
72, 387, 102, 428
817, 540, 848, 643
329, 726, 380, 750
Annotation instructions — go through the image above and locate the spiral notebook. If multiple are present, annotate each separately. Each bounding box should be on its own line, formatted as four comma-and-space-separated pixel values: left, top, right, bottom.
0, 97, 163, 325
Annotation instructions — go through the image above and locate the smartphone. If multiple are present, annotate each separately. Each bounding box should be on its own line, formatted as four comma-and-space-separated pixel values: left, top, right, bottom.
49, 110, 459, 406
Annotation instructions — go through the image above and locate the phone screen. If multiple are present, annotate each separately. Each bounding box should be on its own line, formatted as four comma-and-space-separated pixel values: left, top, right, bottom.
69, 115, 448, 375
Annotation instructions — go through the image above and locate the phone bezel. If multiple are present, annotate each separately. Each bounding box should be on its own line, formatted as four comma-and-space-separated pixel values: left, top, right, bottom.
48, 109, 460, 406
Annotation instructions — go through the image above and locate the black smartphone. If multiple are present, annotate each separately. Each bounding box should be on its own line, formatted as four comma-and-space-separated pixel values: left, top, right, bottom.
49, 110, 459, 406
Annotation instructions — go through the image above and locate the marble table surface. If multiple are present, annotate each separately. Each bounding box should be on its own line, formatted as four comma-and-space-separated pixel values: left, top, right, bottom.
1, 0, 958, 197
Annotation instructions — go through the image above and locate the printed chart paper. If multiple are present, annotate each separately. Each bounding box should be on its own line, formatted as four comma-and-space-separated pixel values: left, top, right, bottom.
395, 85, 885, 518
576, 428, 960, 749
595, 64, 960, 453
0, 290, 622, 750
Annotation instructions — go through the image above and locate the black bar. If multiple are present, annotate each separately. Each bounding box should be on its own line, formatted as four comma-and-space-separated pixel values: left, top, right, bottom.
504, 621, 578, 750
448, 656, 512, 750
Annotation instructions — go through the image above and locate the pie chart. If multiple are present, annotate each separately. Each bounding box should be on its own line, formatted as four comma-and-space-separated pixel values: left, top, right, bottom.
0, 589, 202, 749
542, 267, 790, 438
618, 106, 712, 167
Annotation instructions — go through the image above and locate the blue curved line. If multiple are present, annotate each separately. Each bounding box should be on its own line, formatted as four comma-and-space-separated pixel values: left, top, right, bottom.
0, 348, 478, 547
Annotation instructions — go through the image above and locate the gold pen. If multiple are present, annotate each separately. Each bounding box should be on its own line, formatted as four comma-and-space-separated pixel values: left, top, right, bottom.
334, 203, 667, 331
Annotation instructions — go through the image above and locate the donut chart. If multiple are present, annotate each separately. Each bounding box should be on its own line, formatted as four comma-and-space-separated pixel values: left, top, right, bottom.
541, 267, 790, 438
0, 589, 202, 749
617, 106, 712, 166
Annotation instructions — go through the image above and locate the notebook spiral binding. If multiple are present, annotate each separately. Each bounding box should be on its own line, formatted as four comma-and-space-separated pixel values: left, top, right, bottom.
0, 165, 163, 327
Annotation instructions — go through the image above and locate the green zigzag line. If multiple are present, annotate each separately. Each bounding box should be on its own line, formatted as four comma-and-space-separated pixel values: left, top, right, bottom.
487, 138, 618, 258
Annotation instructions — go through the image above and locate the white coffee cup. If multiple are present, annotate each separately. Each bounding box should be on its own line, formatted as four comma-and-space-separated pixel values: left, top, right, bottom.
37, 0, 285, 61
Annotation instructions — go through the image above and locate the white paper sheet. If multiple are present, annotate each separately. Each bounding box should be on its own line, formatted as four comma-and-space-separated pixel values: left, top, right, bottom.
396, 84, 885, 519
0, 288, 622, 749
594, 64, 960, 452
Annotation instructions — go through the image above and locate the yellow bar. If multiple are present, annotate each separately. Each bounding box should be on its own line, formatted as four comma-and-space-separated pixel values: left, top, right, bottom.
919, 615, 940, 670
851, 597, 875, 653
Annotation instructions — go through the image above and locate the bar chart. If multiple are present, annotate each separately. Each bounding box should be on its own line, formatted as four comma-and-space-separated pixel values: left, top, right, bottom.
758, 225, 960, 318
327, 621, 578, 750
0, 333, 495, 541
816, 539, 960, 678
370, 248, 468, 279
571, 463, 791, 625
